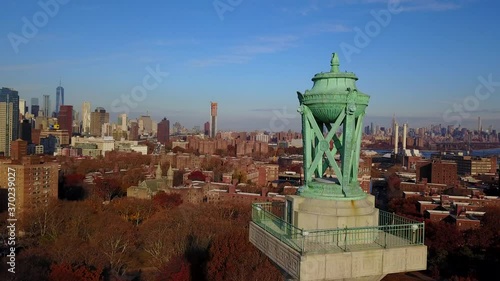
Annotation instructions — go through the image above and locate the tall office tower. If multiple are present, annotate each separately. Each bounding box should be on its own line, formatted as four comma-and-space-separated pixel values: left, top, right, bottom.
72, 109, 79, 123
138, 119, 144, 134
0, 155, 59, 214
55, 81, 64, 115
478, 116, 482, 133
394, 122, 399, 155
129, 121, 139, 141
118, 113, 128, 131
403, 123, 408, 150
43, 94, 50, 117
58, 105, 73, 137
19, 99, 26, 116
210, 102, 218, 138
90, 107, 109, 136
157, 117, 170, 144
1, 88, 20, 134
151, 120, 157, 135
102, 123, 112, 137
72, 109, 80, 134
139, 115, 153, 135
82, 101, 91, 134
0, 102, 14, 156
21, 119, 32, 144
31, 97, 39, 106
392, 113, 396, 133
31, 104, 40, 117
204, 121, 210, 136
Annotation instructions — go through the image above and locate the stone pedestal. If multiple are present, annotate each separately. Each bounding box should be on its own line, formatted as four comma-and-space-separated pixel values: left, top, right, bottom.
287, 195, 379, 231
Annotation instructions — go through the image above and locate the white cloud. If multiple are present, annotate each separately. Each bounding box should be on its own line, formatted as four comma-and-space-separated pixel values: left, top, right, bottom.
189, 55, 251, 67
307, 23, 352, 33
189, 35, 300, 67
295, 0, 468, 13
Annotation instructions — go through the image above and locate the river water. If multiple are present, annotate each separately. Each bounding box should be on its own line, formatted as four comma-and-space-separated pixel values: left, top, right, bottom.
369, 148, 500, 165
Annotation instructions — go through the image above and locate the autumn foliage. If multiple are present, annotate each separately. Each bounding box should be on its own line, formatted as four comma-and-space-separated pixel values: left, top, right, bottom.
156, 256, 190, 281
385, 196, 500, 281
2, 197, 283, 281
207, 228, 281, 281
152, 192, 183, 209
49, 263, 102, 281
94, 176, 123, 201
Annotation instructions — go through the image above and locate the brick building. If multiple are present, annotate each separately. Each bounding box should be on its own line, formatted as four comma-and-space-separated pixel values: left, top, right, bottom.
39, 129, 70, 146
10, 139, 27, 161
440, 155, 497, 175
157, 117, 170, 144
258, 164, 279, 186
58, 105, 73, 137
416, 160, 457, 186
0, 155, 59, 214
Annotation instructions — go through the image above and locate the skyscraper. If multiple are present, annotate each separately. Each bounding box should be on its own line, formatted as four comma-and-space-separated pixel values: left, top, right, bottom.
21, 119, 32, 144
210, 102, 217, 138
403, 123, 408, 150
58, 105, 73, 137
157, 117, 170, 144
43, 94, 50, 117
0, 87, 20, 149
82, 102, 91, 134
139, 115, 153, 135
0, 101, 14, 156
19, 99, 26, 117
204, 121, 210, 136
90, 107, 109, 136
130, 121, 139, 141
394, 122, 399, 155
31, 97, 39, 117
56, 81, 64, 115
118, 113, 127, 132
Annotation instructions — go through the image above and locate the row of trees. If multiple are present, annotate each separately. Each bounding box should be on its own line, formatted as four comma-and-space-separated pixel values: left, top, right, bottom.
0, 196, 282, 281
388, 196, 500, 280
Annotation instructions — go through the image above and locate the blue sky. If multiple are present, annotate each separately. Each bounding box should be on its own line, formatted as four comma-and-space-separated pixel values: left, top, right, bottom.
1, 0, 499, 131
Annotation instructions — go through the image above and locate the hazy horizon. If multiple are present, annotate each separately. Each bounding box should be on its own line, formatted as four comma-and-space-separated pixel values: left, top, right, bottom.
2, 0, 500, 131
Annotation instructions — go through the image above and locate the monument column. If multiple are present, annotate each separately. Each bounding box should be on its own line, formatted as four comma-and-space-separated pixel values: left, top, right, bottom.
249, 53, 427, 281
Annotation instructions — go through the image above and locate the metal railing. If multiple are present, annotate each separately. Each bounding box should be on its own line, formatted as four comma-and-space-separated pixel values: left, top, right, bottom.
251, 202, 425, 255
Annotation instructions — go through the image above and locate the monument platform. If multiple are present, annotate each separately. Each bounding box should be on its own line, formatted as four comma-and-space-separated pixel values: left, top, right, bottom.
249, 53, 427, 280
249, 200, 427, 281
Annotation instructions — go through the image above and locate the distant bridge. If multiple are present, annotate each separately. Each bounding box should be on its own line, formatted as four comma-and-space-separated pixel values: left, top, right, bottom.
434, 142, 500, 151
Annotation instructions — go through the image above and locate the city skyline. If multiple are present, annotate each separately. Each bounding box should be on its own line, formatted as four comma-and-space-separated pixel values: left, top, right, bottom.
1, 0, 500, 130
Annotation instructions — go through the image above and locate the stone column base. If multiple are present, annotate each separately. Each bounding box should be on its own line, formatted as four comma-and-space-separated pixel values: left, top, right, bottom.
286, 194, 378, 230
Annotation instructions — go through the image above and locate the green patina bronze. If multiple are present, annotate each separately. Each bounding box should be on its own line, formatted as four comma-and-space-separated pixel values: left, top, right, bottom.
297, 53, 370, 200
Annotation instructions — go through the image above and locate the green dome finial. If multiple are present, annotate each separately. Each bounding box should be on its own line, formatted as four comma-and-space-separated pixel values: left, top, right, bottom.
330, 53, 340, 73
